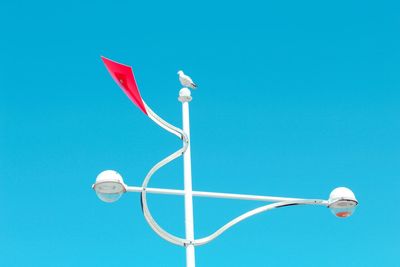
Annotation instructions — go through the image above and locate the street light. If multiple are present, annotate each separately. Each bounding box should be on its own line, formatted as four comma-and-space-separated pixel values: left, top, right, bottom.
93, 56, 359, 267
93, 170, 126, 203
328, 187, 358, 218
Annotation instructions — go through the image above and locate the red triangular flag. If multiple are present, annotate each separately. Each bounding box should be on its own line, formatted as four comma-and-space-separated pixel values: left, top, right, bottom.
101, 56, 147, 115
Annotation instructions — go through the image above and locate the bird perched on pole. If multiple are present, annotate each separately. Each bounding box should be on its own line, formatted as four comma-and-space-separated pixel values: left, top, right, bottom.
178, 70, 197, 89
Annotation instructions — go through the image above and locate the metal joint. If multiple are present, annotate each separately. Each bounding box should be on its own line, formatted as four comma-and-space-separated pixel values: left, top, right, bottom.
184, 240, 194, 247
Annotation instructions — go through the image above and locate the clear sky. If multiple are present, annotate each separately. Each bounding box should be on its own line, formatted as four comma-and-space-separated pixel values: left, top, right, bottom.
1, 0, 399, 266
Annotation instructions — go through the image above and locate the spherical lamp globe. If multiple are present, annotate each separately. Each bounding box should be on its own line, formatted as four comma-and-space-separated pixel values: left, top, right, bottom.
328, 187, 358, 218
93, 170, 126, 203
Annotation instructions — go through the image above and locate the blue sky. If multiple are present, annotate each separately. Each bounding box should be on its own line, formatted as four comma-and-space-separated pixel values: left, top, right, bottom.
1, 0, 399, 266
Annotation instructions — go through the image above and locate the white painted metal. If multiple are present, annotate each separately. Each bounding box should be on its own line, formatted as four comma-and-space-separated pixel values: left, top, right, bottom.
140, 103, 189, 246
127, 185, 327, 245
193, 199, 325, 246
96, 70, 360, 266
328, 187, 358, 206
180, 88, 196, 267
145, 102, 186, 139
126, 186, 329, 204
96, 97, 333, 250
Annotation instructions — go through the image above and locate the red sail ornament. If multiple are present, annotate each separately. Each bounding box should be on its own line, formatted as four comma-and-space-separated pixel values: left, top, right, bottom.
101, 56, 148, 115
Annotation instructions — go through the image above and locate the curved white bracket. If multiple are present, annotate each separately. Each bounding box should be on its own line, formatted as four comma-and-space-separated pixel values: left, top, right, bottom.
138, 102, 328, 247
140, 102, 189, 246
100, 58, 355, 252
193, 199, 325, 246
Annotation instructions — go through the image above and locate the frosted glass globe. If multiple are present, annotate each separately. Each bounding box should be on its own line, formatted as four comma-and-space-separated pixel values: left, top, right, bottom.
93, 170, 126, 203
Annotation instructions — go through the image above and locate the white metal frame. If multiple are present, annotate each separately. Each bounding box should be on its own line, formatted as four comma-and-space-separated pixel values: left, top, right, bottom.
96, 58, 358, 267
123, 89, 330, 267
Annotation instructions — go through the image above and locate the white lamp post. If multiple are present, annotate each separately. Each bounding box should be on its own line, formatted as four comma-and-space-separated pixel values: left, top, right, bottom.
93, 57, 359, 267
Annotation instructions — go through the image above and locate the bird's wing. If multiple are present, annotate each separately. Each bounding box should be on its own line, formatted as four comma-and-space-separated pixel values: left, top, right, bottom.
179, 73, 197, 88
184, 75, 194, 84
179, 76, 187, 85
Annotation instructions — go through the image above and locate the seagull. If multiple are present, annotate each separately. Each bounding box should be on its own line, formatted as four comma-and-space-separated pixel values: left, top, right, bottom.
178, 70, 197, 89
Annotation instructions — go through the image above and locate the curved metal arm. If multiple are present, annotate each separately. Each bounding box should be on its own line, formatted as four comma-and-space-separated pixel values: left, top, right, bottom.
140, 102, 190, 246
138, 102, 328, 247
144, 102, 185, 140
193, 199, 327, 246
100, 56, 189, 245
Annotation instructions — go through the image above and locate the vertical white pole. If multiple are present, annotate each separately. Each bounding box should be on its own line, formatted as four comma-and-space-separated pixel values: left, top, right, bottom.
179, 88, 195, 267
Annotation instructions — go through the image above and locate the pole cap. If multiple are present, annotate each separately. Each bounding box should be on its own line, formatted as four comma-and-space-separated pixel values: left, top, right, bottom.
178, 88, 192, 102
